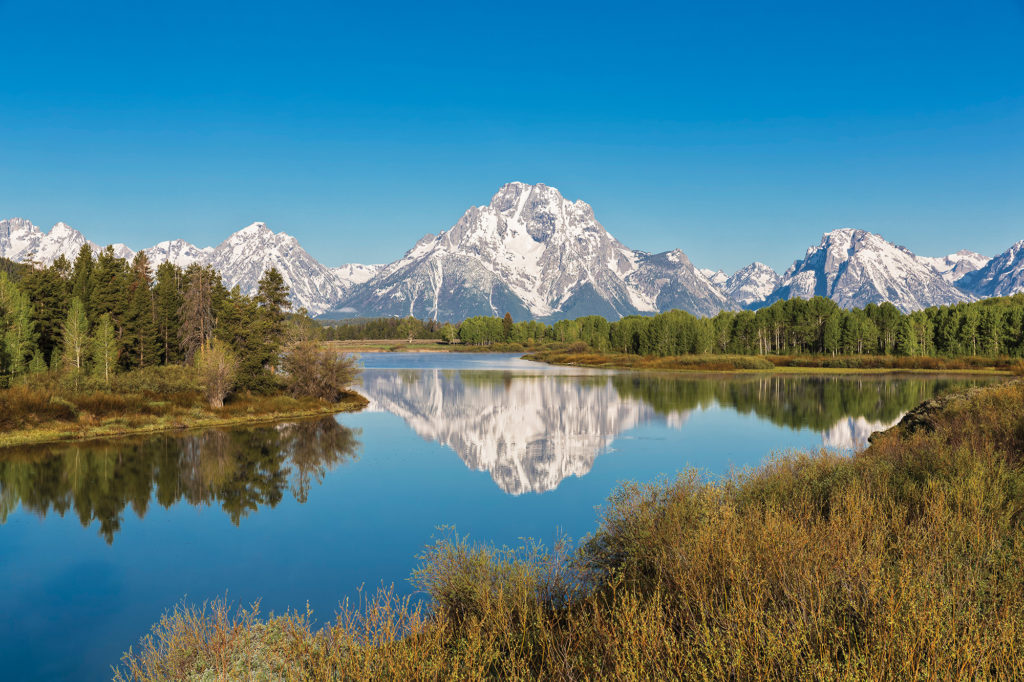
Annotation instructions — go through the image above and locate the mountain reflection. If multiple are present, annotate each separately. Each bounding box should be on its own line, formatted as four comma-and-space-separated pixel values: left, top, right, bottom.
0, 418, 359, 543
361, 369, 993, 495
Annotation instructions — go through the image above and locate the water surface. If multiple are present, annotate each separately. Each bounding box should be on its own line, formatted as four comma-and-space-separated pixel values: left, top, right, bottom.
0, 353, 999, 680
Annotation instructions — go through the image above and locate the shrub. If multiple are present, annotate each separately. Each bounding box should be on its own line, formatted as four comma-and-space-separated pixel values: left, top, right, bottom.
281, 342, 359, 402
195, 340, 239, 409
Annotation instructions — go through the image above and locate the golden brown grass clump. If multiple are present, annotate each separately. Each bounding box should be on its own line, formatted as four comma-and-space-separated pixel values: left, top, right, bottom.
117, 381, 1024, 681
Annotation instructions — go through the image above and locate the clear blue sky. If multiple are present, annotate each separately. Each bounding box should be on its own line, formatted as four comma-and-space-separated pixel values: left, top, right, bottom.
1, 0, 1021, 273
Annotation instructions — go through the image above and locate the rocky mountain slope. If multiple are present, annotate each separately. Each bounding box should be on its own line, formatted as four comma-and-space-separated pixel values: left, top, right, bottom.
2, 186, 1020, 318
330, 182, 731, 321
955, 241, 1024, 298
762, 229, 975, 312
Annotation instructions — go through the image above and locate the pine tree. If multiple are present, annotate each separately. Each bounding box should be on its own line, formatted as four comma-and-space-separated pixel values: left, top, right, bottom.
71, 244, 94, 316
153, 261, 183, 364
88, 246, 130, 336
215, 286, 271, 391
61, 297, 90, 372
253, 267, 291, 379
21, 262, 70, 364
124, 252, 160, 368
91, 313, 119, 384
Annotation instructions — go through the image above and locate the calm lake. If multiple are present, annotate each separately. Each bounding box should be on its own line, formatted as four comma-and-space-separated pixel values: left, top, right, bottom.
0, 353, 1001, 680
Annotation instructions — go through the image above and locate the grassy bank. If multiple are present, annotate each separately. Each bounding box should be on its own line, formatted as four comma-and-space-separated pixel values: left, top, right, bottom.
118, 380, 1024, 680
326, 339, 550, 354
525, 347, 1022, 375
0, 368, 368, 448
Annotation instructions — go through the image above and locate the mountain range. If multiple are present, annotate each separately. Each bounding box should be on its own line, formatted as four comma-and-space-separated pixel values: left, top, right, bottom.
2, 182, 1021, 318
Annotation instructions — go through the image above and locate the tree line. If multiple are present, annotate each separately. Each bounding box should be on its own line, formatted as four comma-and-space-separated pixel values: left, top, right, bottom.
0, 247, 322, 394
345, 295, 1024, 358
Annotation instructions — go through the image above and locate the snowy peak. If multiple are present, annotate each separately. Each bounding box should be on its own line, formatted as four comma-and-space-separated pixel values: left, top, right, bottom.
0, 217, 96, 265
771, 229, 973, 312
919, 249, 990, 283
723, 262, 780, 307
144, 239, 214, 269
699, 268, 729, 287
331, 263, 384, 288
332, 182, 730, 321
956, 240, 1024, 298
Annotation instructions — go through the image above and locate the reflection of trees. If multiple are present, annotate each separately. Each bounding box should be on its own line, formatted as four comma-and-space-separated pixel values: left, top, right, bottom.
611, 374, 995, 431
0, 418, 360, 543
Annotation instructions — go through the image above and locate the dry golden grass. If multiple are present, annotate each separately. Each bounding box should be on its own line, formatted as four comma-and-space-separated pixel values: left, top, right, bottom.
116, 380, 1024, 680
0, 371, 368, 448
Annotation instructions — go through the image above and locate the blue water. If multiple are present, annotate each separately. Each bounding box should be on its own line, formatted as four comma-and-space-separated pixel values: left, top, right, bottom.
0, 353, 997, 680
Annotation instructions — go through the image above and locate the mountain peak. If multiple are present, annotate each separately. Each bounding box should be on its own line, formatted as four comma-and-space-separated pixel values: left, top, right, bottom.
234, 221, 271, 237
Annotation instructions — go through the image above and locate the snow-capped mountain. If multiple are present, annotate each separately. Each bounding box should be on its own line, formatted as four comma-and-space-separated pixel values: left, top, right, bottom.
144, 239, 213, 269
722, 262, 781, 307
764, 229, 973, 312
331, 263, 384, 289
204, 223, 350, 314
699, 268, 729, 287
0, 218, 97, 265
330, 182, 732, 321
955, 241, 1024, 298
918, 250, 990, 283
3, 188, 1020, 319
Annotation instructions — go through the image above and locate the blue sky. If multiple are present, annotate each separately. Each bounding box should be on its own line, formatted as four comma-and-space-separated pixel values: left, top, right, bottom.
1, 0, 1021, 273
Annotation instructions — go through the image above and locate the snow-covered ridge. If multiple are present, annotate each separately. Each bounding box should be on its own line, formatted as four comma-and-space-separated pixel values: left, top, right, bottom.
3, 187, 1021, 319
763, 228, 976, 312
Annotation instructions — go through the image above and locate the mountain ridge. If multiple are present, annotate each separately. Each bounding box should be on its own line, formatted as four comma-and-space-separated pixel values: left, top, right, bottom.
2, 183, 1020, 318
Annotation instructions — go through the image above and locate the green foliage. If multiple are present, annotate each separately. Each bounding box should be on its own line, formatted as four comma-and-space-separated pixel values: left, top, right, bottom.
91, 313, 119, 384
443, 294, 1024, 360
280, 342, 358, 402
0, 272, 39, 380
61, 296, 90, 375
195, 339, 239, 408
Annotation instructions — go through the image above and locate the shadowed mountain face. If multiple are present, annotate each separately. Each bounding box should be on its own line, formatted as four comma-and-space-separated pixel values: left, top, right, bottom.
0, 418, 360, 543
358, 368, 993, 494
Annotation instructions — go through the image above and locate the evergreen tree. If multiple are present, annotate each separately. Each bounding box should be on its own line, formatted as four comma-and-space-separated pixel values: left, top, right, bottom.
71, 244, 94, 316
89, 246, 130, 337
124, 252, 160, 368
153, 261, 184, 364
21, 262, 70, 364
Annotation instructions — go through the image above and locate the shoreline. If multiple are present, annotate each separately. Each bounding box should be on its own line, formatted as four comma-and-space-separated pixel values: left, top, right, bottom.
0, 391, 369, 450
522, 351, 1016, 376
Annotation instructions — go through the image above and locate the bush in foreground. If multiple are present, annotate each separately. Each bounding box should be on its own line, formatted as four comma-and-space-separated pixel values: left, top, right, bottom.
281, 342, 359, 402
117, 380, 1024, 681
